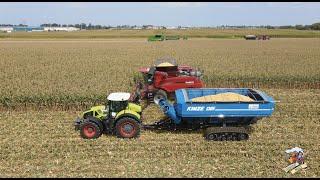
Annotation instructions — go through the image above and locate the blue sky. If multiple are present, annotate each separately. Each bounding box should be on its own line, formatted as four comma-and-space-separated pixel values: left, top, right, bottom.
0, 2, 320, 26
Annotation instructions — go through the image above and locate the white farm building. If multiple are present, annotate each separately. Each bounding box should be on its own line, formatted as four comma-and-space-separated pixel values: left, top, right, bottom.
43, 27, 80, 32
0, 27, 14, 33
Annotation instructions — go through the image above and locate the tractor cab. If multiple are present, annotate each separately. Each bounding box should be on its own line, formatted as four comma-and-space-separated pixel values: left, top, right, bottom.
80, 93, 132, 120
106, 92, 141, 117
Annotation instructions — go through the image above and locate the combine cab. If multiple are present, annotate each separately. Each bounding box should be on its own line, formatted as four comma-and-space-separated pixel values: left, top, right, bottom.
130, 57, 204, 104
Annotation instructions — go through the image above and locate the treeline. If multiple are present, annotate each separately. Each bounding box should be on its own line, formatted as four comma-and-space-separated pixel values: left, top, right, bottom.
38, 24, 166, 30
278, 23, 320, 30
0, 24, 28, 27
217, 23, 320, 30
38, 22, 320, 30
1, 22, 320, 30
39, 23, 112, 30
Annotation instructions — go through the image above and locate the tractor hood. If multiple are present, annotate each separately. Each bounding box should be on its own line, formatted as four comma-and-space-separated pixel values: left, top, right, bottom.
83, 105, 106, 114
81, 105, 107, 120
128, 102, 142, 113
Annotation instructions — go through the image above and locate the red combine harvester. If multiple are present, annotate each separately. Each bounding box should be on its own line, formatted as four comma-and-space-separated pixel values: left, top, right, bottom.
257, 35, 270, 40
130, 57, 204, 104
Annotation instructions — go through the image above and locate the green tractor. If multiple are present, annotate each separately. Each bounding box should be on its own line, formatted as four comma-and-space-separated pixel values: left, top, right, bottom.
147, 34, 165, 41
74, 92, 142, 139
165, 35, 180, 40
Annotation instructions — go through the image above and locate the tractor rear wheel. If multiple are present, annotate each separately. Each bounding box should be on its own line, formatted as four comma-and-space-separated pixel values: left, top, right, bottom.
153, 90, 167, 105
115, 117, 140, 138
80, 121, 102, 139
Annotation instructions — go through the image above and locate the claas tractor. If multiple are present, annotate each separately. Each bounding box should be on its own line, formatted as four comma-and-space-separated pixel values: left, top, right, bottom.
130, 57, 204, 104
74, 92, 142, 139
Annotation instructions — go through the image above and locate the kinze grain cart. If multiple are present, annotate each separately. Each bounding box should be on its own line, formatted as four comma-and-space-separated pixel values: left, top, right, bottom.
147, 88, 276, 141
74, 92, 142, 139
130, 58, 204, 104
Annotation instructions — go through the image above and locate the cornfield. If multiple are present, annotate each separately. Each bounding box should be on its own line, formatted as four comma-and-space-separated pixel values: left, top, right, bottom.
0, 38, 319, 109
1, 28, 320, 39
0, 37, 319, 177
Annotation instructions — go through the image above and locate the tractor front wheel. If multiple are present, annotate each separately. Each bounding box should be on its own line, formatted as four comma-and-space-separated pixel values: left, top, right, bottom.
153, 90, 167, 105
80, 121, 102, 139
115, 117, 140, 138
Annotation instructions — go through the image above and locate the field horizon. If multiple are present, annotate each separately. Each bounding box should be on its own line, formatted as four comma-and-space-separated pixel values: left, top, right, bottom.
1, 28, 320, 39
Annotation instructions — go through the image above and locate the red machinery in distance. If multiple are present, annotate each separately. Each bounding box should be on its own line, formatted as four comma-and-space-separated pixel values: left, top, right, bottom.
130, 57, 204, 104
257, 35, 270, 40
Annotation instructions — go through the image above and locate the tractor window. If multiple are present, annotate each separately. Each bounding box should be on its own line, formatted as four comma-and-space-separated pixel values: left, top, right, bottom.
109, 101, 128, 113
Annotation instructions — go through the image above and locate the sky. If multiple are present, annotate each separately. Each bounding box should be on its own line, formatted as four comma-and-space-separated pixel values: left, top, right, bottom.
0, 2, 320, 27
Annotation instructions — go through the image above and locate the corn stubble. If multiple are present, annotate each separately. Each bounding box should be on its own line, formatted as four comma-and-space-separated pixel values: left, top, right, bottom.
0, 89, 319, 177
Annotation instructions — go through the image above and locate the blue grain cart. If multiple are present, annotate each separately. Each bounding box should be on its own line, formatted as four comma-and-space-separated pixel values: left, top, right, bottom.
156, 88, 276, 141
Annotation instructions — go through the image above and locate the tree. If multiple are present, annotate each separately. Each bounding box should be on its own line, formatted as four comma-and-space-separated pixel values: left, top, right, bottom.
279, 25, 294, 29
295, 25, 305, 30
80, 23, 86, 29
310, 23, 320, 30
95, 25, 102, 29
88, 23, 92, 30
